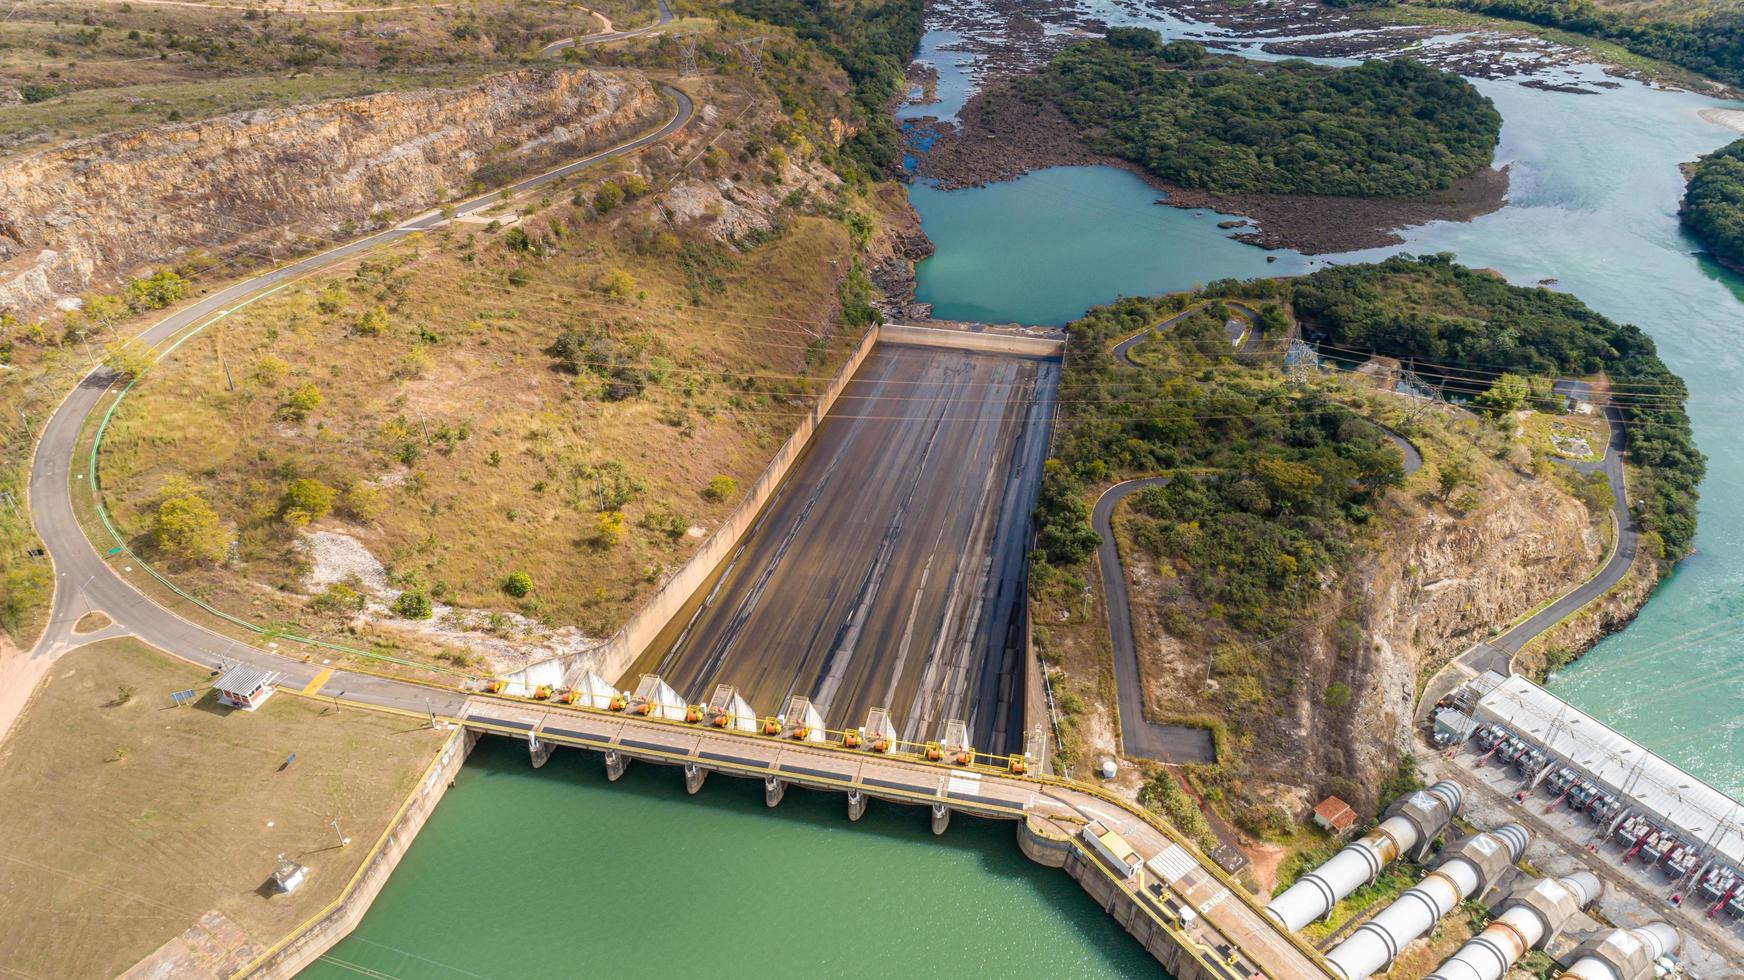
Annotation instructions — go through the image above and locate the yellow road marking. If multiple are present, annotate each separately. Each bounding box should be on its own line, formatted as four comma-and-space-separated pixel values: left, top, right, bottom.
302, 668, 333, 695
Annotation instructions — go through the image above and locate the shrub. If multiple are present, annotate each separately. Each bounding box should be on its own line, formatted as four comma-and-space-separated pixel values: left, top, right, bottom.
122, 271, 188, 311
252, 355, 289, 386
1323, 682, 1352, 709
311, 581, 366, 613
594, 510, 626, 547
103, 341, 152, 380
394, 589, 433, 619
503, 570, 533, 597
603, 268, 637, 300
354, 305, 389, 336
281, 478, 336, 525
342, 482, 385, 522
593, 181, 624, 214
702, 475, 736, 502
279, 382, 323, 421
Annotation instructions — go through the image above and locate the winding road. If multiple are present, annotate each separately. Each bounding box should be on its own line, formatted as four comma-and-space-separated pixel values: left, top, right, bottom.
15, 18, 692, 730
1099, 305, 1428, 766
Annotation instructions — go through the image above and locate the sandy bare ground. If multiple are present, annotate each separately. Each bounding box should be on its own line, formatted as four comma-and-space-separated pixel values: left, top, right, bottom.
1700, 108, 1744, 133
0, 634, 50, 747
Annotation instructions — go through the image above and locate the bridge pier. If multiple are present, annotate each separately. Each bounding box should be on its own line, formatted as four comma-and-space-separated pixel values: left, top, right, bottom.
604, 749, 629, 781
764, 777, 786, 808
684, 762, 707, 795
847, 789, 866, 822
931, 802, 951, 836
528, 733, 553, 769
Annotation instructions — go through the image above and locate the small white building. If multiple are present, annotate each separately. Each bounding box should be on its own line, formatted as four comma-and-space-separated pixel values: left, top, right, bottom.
214, 665, 281, 711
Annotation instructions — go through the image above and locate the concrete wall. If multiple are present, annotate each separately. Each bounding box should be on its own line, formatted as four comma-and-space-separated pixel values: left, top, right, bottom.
1060, 845, 1221, 980
511, 324, 885, 690
243, 727, 478, 979
881, 322, 1064, 358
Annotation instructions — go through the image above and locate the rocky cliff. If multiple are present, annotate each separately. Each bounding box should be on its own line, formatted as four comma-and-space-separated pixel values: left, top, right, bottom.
1315, 458, 1603, 812
0, 68, 664, 315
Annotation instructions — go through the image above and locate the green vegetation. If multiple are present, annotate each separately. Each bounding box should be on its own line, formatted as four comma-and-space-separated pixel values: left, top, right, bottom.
1139, 769, 1221, 853
503, 570, 534, 597
1683, 137, 1744, 271
1026, 30, 1500, 197
1392, 0, 1744, 88
723, 0, 924, 175
1291, 253, 1703, 558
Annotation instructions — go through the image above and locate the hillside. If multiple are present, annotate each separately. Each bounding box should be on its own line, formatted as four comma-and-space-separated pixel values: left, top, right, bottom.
1681, 136, 1744, 272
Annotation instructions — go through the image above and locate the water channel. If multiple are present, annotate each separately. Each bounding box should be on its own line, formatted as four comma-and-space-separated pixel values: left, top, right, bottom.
301, 8, 1744, 976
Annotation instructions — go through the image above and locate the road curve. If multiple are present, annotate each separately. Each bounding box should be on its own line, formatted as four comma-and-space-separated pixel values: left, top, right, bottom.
1490, 403, 1635, 655
1090, 478, 1218, 764
26, 74, 693, 684
542, 0, 672, 55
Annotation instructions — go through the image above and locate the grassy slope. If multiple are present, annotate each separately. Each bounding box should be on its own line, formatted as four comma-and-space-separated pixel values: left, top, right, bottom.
0, 637, 446, 978
0, 0, 631, 153
96, 156, 877, 669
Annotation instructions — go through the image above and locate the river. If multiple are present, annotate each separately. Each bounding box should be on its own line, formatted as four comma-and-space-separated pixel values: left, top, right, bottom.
299, 11, 1744, 978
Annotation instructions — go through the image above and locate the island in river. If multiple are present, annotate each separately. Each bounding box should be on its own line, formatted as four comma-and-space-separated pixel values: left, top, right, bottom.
914, 32, 1511, 253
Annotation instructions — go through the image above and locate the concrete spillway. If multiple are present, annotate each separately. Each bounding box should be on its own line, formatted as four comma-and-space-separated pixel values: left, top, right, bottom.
1326, 823, 1530, 980
1266, 781, 1463, 932
1425, 872, 1600, 980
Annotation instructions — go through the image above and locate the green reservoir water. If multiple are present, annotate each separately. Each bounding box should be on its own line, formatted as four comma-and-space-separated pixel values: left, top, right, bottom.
299, 739, 1157, 979
300, 20, 1744, 979
914, 69, 1744, 797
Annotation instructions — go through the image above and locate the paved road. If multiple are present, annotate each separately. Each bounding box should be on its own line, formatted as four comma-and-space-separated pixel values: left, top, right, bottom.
1091, 477, 1218, 764
1490, 403, 1634, 656
541, 0, 672, 55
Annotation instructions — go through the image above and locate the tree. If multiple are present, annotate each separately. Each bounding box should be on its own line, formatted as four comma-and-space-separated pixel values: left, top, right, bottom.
1324, 682, 1353, 709
1437, 458, 1474, 499
394, 589, 433, 619
1474, 373, 1530, 417
281, 478, 336, 525
152, 477, 227, 562
103, 340, 152, 379
1253, 456, 1322, 505
122, 271, 188, 312
703, 475, 736, 502
503, 570, 533, 597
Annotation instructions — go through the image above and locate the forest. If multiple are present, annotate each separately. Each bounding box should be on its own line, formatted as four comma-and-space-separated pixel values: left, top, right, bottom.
1681, 137, 1744, 273
1291, 254, 1704, 559
1431, 0, 1744, 88
1025, 30, 1502, 197
726, 0, 924, 176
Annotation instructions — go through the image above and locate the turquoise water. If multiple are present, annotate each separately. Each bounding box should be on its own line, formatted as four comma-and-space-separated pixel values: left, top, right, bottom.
297, 20, 1744, 980
301, 739, 1159, 979
912, 66, 1744, 796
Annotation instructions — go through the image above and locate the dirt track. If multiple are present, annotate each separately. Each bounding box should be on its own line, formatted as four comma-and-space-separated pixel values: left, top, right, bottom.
635, 343, 1057, 755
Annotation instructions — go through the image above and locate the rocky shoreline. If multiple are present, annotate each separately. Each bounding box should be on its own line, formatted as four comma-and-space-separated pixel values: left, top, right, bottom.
910, 82, 1510, 255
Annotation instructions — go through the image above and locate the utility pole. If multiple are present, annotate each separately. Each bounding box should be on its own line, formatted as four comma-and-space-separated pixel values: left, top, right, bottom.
330, 818, 351, 848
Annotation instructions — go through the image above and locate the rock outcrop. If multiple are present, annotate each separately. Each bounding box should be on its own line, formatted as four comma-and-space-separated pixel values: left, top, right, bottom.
0, 67, 664, 315
1317, 466, 1602, 811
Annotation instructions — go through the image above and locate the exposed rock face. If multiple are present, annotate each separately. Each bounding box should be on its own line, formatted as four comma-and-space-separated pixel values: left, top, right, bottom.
0, 68, 663, 315
1320, 472, 1602, 811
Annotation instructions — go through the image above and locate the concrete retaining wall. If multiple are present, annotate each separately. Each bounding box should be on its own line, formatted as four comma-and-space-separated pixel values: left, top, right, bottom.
1061, 845, 1221, 980
243, 727, 478, 979
511, 324, 885, 690
881, 322, 1064, 358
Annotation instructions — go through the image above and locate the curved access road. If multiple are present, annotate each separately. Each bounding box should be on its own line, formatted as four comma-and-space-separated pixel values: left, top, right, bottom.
21, 76, 693, 709
1489, 403, 1635, 657
1091, 477, 1218, 764
542, 0, 672, 55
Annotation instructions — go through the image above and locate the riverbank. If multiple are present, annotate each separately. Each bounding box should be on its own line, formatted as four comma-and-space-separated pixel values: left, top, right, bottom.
912, 82, 1509, 254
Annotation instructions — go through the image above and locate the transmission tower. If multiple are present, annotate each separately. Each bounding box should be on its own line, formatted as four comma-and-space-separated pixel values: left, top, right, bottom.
735, 36, 766, 77
1284, 338, 1318, 385
678, 35, 699, 77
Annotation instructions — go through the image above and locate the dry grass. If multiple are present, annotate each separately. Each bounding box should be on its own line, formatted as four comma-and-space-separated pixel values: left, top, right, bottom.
0, 0, 625, 152
0, 637, 446, 978
98, 184, 867, 671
